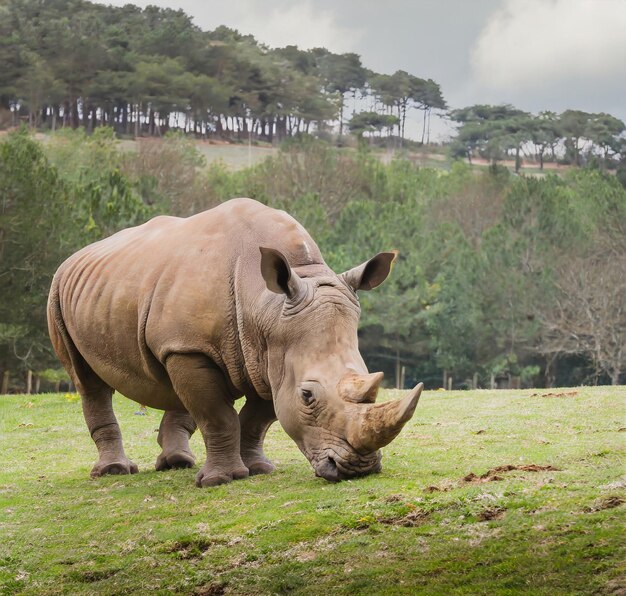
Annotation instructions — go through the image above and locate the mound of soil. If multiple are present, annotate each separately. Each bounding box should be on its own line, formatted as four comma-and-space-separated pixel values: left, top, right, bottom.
463, 464, 561, 483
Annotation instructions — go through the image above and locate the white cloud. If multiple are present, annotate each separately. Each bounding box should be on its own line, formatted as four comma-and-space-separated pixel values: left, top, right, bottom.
224, 0, 363, 53
470, 0, 626, 95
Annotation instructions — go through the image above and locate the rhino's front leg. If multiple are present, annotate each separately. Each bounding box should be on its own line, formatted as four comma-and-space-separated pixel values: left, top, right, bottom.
239, 394, 277, 475
166, 354, 249, 487
155, 410, 197, 471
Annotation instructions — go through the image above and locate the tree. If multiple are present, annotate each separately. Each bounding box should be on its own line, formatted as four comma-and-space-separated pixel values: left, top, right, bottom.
450, 104, 529, 168
0, 129, 69, 386
585, 113, 625, 168
538, 251, 626, 385
528, 111, 561, 169
412, 78, 447, 144
315, 50, 366, 139
560, 109, 591, 166
348, 111, 399, 141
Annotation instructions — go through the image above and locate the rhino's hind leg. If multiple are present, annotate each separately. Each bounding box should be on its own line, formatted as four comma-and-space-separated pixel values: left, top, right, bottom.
48, 308, 137, 477
155, 410, 197, 471
82, 385, 139, 477
239, 394, 277, 475
166, 354, 249, 487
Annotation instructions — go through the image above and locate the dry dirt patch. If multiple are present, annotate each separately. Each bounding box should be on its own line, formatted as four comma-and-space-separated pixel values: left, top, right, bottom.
463, 464, 561, 484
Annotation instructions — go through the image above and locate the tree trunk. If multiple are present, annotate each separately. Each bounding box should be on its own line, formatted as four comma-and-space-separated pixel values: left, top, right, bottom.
26, 370, 33, 394
148, 107, 155, 136
71, 97, 79, 129
395, 346, 401, 389
515, 146, 521, 173
135, 102, 141, 137
338, 96, 344, 140
1, 370, 9, 394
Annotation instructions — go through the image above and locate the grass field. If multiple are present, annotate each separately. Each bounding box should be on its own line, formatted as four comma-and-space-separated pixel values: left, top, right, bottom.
1, 387, 624, 595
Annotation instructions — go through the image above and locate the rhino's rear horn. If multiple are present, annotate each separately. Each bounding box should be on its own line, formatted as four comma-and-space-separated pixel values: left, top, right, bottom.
347, 382, 423, 453
338, 372, 384, 404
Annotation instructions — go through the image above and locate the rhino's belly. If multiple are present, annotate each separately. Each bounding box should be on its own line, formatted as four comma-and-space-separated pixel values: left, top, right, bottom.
84, 351, 184, 410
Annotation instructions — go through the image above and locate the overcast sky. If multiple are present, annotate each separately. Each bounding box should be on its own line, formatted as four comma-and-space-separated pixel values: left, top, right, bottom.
95, 0, 626, 141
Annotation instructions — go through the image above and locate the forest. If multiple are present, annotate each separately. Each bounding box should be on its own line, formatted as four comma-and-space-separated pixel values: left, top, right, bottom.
0, 0, 625, 393
1, 0, 625, 173
1, 128, 625, 392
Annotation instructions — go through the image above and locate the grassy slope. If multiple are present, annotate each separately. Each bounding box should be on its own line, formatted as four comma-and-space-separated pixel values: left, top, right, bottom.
1, 387, 624, 595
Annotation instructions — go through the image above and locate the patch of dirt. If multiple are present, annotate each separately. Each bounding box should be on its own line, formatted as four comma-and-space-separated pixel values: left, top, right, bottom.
194, 582, 226, 596
584, 496, 625, 513
70, 568, 120, 583
296, 550, 317, 562
474, 429, 487, 435
602, 577, 626, 596
164, 537, 225, 560
424, 485, 444, 493
383, 494, 405, 503
379, 508, 431, 527
463, 464, 561, 483
530, 390, 578, 398
477, 506, 506, 522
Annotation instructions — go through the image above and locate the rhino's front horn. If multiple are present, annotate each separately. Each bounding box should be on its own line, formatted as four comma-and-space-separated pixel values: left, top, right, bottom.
338, 372, 384, 403
346, 382, 423, 453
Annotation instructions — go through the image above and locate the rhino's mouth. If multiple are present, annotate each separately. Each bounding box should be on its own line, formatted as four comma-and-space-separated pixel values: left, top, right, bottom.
311, 448, 382, 482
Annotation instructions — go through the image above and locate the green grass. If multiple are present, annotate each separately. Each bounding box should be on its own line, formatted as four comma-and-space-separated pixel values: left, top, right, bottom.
1, 387, 624, 594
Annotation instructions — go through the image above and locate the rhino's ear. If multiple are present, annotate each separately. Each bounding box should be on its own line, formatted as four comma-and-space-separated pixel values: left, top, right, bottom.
341, 251, 398, 292
260, 247, 305, 299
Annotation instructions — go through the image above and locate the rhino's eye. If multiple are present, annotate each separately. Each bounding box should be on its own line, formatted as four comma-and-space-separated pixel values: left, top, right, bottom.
301, 388, 314, 405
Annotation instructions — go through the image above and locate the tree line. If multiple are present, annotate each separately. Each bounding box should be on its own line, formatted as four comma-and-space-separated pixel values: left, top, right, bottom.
0, 0, 445, 144
1, 129, 624, 392
2, 0, 624, 172
450, 105, 625, 172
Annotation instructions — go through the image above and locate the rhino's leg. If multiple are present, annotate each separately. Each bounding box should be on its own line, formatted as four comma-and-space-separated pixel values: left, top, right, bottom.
155, 410, 197, 471
81, 385, 139, 477
48, 313, 138, 477
166, 354, 249, 487
239, 394, 277, 475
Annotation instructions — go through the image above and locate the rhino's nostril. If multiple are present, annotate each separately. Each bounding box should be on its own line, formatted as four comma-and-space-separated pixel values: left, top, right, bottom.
316, 455, 342, 482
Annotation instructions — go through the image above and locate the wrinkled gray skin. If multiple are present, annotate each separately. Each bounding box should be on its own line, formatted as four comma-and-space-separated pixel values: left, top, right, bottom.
48, 198, 422, 486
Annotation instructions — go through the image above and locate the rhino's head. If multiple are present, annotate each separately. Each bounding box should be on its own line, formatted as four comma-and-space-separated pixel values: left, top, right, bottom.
260, 247, 423, 482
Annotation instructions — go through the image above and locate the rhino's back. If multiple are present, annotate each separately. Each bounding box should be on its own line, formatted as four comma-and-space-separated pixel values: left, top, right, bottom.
51, 199, 323, 406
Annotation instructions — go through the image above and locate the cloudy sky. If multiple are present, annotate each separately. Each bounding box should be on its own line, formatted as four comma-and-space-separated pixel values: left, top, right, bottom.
95, 0, 626, 140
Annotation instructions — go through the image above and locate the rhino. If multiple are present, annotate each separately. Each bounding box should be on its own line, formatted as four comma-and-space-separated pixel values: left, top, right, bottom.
47, 198, 423, 486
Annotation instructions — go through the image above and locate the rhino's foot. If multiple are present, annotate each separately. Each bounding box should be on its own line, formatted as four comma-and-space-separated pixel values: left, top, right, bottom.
90, 457, 139, 478
155, 450, 196, 471
195, 465, 249, 488
245, 459, 276, 476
